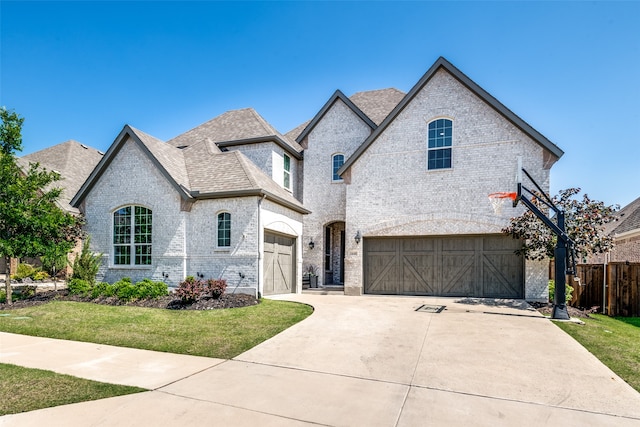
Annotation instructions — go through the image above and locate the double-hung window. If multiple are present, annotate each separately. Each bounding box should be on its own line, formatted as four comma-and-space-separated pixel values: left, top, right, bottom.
332, 154, 344, 181
113, 206, 152, 265
427, 119, 452, 170
283, 154, 291, 190
217, 212, 231, 248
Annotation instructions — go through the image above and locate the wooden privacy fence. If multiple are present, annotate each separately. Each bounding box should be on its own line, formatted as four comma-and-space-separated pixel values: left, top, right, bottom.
568, 262, 640, 317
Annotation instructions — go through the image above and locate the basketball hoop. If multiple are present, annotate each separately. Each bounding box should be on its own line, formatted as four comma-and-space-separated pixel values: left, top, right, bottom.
488, 192, 518, 215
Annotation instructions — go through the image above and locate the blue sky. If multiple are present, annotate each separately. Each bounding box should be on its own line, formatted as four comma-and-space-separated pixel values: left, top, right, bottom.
1, 1, 638, 207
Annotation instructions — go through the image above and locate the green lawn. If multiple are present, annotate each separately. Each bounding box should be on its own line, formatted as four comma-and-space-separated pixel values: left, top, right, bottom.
0, 299, 312, 415
0, 299, 313, 359
0, 363, 145, 416
555, 314, 640, 392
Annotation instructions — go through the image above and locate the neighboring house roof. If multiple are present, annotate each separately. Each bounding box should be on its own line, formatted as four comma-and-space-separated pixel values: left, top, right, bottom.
608, 197, 640, 237
20, 140, 104, 213
338, 56, 565, 176
167, 108, 303, 159
72, 125, 308, 214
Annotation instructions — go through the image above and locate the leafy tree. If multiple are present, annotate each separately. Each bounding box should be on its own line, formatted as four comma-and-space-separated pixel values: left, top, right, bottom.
0, 108, 84, 304
503, 188, 618, 262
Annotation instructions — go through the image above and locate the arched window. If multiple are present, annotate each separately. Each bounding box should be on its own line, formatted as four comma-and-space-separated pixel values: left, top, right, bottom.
217, 212, 231, 247
332, 153, 345, 181
113, 206, 152, 265
427, 119, 452, 170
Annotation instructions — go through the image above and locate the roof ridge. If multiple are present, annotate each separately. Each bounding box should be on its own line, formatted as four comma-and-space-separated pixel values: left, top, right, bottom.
248, 108, 279, 137
232, 151, 259, 188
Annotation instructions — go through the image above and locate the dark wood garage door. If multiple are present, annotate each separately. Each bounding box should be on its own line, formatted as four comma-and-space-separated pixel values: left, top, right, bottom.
364, 235, 523, 298
263, 232, 296, 296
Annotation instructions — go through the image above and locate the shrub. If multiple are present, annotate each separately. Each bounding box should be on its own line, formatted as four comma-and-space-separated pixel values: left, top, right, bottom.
548, 280, 573, 304
112, 278, 137, 302
67, 278, 92, 297
91, 282, 114, 298
32, 271, 49, 281
135, 279, 168, 299
0, 289, 5, 303
207, 279, 227, 299
12, 263, 37, 280
175, 276, 205, 303
72, 238, 101, 285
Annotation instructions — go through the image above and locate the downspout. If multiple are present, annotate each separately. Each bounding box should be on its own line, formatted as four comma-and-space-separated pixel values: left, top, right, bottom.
182, 210, 188, 281
257, 195, 266, 298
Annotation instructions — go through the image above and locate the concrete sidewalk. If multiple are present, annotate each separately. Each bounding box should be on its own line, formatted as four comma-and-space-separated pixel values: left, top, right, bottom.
1, 295, 640, 426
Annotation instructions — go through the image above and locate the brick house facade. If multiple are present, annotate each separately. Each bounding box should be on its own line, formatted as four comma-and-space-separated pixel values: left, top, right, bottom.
72, 57, 563, 301
587, 197, 640, 264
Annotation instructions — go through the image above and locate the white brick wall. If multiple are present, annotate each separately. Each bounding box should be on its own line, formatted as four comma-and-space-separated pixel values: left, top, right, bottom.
225, 142, 301, 200
84, 138, 186, 286
83, 137, 304, 297
301, 99, 372, 285
305, 70, 551, 298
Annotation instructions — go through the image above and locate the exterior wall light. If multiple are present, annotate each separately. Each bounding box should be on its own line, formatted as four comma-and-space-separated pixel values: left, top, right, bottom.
308, 240, 315, 250
354, 230, 361, 244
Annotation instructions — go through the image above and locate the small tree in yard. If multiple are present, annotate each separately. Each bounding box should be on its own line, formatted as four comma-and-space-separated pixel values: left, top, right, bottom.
0, 108, 83, 304
71, 238, 101, 285
502, 188, 618, 262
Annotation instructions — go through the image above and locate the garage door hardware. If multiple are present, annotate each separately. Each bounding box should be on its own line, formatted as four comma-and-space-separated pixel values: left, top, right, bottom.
415, 304, 446, 313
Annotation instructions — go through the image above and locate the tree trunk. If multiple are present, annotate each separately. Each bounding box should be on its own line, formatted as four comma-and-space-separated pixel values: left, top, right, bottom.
4, 256, 12, 305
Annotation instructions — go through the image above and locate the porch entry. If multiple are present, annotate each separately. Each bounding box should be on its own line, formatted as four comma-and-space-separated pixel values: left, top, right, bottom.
324, 222, 345, 285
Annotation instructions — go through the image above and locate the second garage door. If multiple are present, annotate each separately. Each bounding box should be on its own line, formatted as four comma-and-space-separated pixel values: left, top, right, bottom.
364, 235, 523, 298
263, 232, 296, 296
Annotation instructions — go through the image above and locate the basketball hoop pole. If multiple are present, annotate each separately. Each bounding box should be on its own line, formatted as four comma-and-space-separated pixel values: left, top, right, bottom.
514, 173, 573, 321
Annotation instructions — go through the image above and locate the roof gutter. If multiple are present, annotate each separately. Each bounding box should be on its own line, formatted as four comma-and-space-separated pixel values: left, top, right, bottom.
190, 189, 310, 215
217, 136, 303, 160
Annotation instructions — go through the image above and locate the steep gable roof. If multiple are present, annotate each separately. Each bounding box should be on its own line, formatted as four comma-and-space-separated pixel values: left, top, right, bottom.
21, 140, 103, 213
338, 56, 564, 176
295, 90, 377, 143
168, 108, 303, 159
72, 125, 308, 214
72, 125, 192, 208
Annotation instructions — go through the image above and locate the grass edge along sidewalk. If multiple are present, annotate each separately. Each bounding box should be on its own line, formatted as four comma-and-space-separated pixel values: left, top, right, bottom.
0, 363, 146, 416
0, 298, 312, 416
554, 314, 640, 393
0, 299, 313, 359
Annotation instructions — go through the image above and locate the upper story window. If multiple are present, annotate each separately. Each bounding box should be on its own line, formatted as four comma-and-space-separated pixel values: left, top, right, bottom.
283, 154, 291, 190
217, 212, 231, 247
427, 118, 452, 170
332, 154, 345, 181
113, 206, 152, 265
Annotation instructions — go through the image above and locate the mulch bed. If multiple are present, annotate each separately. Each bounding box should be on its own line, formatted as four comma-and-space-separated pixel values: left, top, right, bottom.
0, 289, 259, 311
528, 301, 600, 319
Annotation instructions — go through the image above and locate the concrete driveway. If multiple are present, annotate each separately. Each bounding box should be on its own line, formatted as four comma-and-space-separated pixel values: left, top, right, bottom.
2, 294, 639, 426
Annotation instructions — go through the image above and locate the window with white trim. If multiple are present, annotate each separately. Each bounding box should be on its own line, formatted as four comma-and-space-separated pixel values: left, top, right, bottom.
332, 154, 344, 181
427, 119, 452, 170
283, 154, 291, 189
113, 206, 152, 265
217, 212, 231, 247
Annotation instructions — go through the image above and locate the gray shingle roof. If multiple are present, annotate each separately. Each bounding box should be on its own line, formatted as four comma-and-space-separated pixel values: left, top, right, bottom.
349, 88, 405, 125
21, 140, 103, 213
167, 108, 303, 157
610, 197, 640, 236
72, 125, 308, 214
